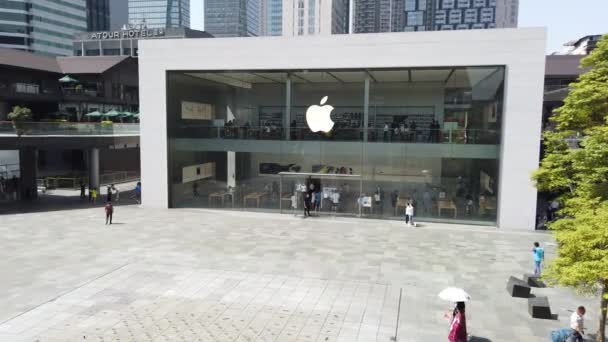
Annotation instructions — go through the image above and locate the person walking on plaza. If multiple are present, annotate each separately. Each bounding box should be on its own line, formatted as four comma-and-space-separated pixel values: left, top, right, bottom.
106, 185, 113, 202
532, 242, 545, 276
569, 306, 585, 342
104, 201, 114, 225
303, 189, 311, 217
132, 181, 141, 204
405, 202, 415, 226
80, 181, 86, 200
91, 187, 98, 204
111, 184, 119, 202
448, 302, 467, 342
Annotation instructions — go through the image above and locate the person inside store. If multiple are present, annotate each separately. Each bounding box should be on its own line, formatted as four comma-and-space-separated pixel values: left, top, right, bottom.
374, 186, 383, 215
409, 120, 417, 142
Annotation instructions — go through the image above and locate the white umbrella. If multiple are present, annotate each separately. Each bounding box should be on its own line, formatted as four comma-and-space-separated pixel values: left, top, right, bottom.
438, 287, 471, 302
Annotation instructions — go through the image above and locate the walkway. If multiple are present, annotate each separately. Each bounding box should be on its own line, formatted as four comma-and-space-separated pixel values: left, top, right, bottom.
0, 208, 598, 341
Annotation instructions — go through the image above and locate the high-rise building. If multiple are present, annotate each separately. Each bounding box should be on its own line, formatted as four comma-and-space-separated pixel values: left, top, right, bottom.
204, 0, 248, 37
431, 0, 518, 31
0, 0, 87, 56
128, 0, 190, 29
282, 0, 349, 36
247, 0, 261, 36
264, 0, 282, 36
353, 0, 403, 33
353, 0, 518, 33
110, 0, 129, 30
87, 0, 110, 31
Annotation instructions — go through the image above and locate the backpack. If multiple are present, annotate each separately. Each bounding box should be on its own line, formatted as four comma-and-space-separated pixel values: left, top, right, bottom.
551, 328, 572, 342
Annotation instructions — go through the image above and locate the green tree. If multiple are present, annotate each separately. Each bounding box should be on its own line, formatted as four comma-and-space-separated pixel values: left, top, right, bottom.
533, 35, 608, 342
7, 106, 32, 137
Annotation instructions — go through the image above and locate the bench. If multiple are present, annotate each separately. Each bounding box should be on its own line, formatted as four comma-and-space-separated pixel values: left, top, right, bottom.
506, 276, 531, 298
528, 296, 552, 319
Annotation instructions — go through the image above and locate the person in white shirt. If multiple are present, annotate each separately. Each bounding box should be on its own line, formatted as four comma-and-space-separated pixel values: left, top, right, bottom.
405, 203, 415, 226
569, 306, 585, 342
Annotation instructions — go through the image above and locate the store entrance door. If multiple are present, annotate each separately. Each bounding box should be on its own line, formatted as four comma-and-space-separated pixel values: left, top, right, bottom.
278, 172, 363, 217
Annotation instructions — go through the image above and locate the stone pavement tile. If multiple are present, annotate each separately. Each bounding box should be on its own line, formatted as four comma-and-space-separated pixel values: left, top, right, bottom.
0, 208, 601, 341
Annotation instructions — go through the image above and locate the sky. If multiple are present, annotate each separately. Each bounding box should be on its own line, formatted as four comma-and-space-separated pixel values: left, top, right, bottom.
190, 0, 607, 53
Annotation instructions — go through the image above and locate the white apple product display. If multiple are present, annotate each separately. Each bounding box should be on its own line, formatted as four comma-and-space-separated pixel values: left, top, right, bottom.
305, 96, 335, 133
358, 196, 372, 208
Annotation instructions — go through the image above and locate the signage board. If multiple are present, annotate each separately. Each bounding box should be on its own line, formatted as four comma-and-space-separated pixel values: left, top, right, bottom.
90, 29, 166, 40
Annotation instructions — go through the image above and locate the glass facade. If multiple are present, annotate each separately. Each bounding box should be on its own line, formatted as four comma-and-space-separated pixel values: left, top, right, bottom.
87, 0, 110, 31
128, 0, 190, 29
0, 0, 87, 56
166, 66, 505, 225
267, 0, 282, 36
204, 0, 248, 37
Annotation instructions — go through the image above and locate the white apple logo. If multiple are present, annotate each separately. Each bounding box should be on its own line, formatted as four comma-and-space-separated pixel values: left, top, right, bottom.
305, 96, 335, 133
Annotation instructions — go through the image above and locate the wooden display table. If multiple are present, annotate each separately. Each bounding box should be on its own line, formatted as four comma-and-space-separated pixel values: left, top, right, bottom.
208, 191, 233, 207
243, 191, 268, 208
437, 199, 457, 218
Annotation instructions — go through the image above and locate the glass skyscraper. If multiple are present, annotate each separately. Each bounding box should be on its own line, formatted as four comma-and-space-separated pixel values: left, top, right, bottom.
205, 0, 263, 37
0, 0, 87, 56
267, 0, 282, 36
87, 0, 110, 31
353, 0, 518, 33
128, 0, 190, 29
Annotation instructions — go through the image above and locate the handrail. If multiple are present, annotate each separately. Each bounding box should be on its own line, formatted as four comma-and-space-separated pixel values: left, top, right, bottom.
0, 121, 139, 136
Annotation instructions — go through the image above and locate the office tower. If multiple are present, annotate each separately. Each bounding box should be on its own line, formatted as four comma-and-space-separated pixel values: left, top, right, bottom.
282, 0, 350, 36
247, 0, 261, 36
354, 0, 518, 33
0, 0, 87, 56
110, 0, 129, 30
353, 0, 406, 33
87, 0, 110, 31
264, 0, 282, 36
432, 0, 518, 31
204, 0, 248, 37
128, 0, 190, 29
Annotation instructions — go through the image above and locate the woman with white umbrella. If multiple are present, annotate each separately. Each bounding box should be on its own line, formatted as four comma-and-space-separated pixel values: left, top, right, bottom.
438, 287, 470, 342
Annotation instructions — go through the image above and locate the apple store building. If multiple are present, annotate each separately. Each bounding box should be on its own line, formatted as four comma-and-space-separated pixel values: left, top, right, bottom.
139, 28, 546, 230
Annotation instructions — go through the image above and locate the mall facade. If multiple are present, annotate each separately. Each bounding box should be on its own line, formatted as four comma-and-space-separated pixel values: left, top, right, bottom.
139, 28, 546, 230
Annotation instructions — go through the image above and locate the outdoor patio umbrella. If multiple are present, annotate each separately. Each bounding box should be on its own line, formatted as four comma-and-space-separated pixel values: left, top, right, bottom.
438, 287, 471, 302
119, 111, 133, 118
104, 110, 120, 117
84, 111, 102, 117
59, 75, 78, 83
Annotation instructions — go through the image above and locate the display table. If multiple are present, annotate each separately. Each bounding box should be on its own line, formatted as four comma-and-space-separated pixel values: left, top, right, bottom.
243, 191, 268, 208
437, 199, 457, 218
479, 196, 497, 215
395, 198, 409, 216
208, 191, 233, 207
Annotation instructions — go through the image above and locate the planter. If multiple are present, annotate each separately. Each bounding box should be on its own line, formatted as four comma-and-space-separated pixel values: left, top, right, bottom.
12, 121, 26, 137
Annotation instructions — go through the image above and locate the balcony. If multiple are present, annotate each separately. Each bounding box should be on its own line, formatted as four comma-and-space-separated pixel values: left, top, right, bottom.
175, 125, 500, 145
0, 83, 59, 101
0, 122, 139, 137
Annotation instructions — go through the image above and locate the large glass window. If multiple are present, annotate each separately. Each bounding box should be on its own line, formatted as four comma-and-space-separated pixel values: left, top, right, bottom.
166, 67, 505, 225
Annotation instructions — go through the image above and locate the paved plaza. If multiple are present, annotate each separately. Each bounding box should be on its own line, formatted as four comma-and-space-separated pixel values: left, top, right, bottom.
0, 206, 599, 342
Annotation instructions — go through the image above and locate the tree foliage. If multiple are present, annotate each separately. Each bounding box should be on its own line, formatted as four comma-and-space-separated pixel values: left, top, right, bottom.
533, 35, 608, 342
7, 106, 32, 122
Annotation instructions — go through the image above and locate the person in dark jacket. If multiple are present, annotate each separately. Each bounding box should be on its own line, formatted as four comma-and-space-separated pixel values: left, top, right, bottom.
105, 202, 114, 225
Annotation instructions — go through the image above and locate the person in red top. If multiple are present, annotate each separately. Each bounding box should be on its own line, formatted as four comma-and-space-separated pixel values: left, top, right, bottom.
105, 202, 113, 225
448, 302, 467, 342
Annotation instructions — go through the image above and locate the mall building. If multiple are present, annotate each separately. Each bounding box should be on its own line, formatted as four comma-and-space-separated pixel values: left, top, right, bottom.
139, 28, 546, 230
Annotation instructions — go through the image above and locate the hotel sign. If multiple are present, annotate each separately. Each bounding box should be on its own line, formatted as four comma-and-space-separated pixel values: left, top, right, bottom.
90, 29, 166, 40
